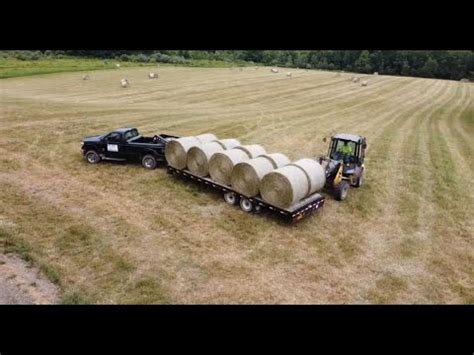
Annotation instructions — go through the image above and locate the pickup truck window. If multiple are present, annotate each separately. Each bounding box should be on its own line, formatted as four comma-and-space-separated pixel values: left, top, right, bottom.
124, 129, 139, 141
106, 132, 122, 141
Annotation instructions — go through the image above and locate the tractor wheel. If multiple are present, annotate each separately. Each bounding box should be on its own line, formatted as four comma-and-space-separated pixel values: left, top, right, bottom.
85, 150, 101, 164
142, 154, 157, 169
334, 181, 350, 201
354, 171, 364, 188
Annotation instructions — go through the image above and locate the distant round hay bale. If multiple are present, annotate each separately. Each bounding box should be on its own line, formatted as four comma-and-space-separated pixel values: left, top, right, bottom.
271, 68, 279, 73
187, 141, 224, 177
213, 138, 241, 150
195, 133, 217, 144
165, 136, 201, 169
231, 153, 290, 197
352, 77, 360, 83
260, 166, 309, 208
116, 63, 121, 68
148, 72, 158, 79
209, 149, 250, 185
286, 72, 292, 77
361, 80, 368, 86
234, 144, 266, 159
288, 159, 326, 195
460, 78, 469, 83
82, 75, 90, 80
373, 72, 379, 75
260, 159, 326, 208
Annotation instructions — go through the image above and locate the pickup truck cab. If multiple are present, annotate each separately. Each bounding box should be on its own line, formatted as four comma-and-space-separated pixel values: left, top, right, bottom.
81, 128, 178, 169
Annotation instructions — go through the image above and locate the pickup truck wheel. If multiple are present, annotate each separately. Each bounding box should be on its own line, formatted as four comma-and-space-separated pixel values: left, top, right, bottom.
240, 198, 254, 213
142, 154, 157, 169
85, 150, 101, 164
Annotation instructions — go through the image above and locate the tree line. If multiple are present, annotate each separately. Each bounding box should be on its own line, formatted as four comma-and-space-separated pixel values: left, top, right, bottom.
3, 50, 473, 81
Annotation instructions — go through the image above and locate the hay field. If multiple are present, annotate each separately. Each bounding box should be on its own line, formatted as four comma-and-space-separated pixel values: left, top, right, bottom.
0, 67, 473, 304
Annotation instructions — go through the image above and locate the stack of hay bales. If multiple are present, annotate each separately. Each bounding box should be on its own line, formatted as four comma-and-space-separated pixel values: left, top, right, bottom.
165, 133, 217, 169
187, 139, 241, 177
361, 80, 368, 86
209, 145, 266, 185
271, 68, 279, 73
260, 159, 326, 209
231, 153, 290, 197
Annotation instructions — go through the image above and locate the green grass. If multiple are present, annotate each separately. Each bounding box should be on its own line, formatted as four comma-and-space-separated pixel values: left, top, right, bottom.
0, 57, 154, 79
0, 57, 253, 79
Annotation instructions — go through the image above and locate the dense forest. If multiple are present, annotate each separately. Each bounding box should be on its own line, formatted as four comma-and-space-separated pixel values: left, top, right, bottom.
3, 50, 473, 81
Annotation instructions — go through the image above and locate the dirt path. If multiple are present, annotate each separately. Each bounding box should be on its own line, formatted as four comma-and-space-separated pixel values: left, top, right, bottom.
0, 253, 60, 304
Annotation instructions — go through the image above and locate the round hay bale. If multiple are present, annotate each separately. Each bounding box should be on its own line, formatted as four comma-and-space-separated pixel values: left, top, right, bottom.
195, 133, 217, 144
231, 157, 275, 196
209, 149, 250, 185
116, 63, 121, 68
271, 68, 279, 73
165, 136, 201, 169
288, 159, 326, 195
260, 165, 310, 208
82, 75, 90, 80
373, 72, 379, 75
213, 138, 241, 150
148, 72, 158, 79
187, 141, 224, 177
234, 144, 266, 159
231, 153, 289, 197
286, 72, 292, 77
361, 80, 368, 86
259, 153, 291, 169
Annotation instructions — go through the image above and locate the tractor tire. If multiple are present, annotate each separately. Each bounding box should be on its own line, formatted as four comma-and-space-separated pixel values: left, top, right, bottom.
334, 181, 350, 201
142, 154, 157, 169
354, 171, 364, 188
85, 150, 101, 164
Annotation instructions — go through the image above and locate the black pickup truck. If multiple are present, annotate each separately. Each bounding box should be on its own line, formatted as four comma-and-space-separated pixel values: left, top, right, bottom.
81, 128, 178, 169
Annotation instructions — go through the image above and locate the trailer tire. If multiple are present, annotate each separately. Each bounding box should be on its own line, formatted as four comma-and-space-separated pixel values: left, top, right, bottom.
240, 198, 254, 213
142, 154, 157, 170
224, 192, 238, 205
85, 150, 101, 164
334, 181, 350, 201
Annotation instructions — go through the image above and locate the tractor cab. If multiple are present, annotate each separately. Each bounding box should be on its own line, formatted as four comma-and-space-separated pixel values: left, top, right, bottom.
319, 133, 367, 201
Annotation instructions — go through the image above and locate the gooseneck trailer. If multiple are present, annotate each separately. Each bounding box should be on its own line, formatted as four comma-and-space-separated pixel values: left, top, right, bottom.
167, 165, 325, 224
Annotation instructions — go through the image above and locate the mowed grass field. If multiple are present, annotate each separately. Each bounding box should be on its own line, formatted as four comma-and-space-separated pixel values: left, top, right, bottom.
0, 66, 473, 304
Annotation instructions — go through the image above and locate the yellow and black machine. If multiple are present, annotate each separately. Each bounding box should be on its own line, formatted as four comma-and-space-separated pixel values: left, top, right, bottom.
319, 133, 367, 201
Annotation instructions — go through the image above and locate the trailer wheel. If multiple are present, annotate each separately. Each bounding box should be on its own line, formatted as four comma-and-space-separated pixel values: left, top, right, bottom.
85, 150, 101, 164
142, 154, 157, 169
334, 181, 350, 201
240, 198, 254, 213
224, 192, 238, 205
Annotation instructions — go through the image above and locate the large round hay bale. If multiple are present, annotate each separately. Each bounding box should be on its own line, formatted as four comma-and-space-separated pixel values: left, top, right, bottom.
259, 153, 291, 169
231, 153, 289, 197
165, 136, 201, 169
209, 149, 250, 185
213, 138, 241, 150
195, 133, 217, 144
260, 165, 310, 208
288, 159, 326, 195
234, 144, 266, 159
187, 141, 225, 177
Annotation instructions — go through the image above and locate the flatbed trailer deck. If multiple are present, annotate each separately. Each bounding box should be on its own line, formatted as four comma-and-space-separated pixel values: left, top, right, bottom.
167, 166, 325, 224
